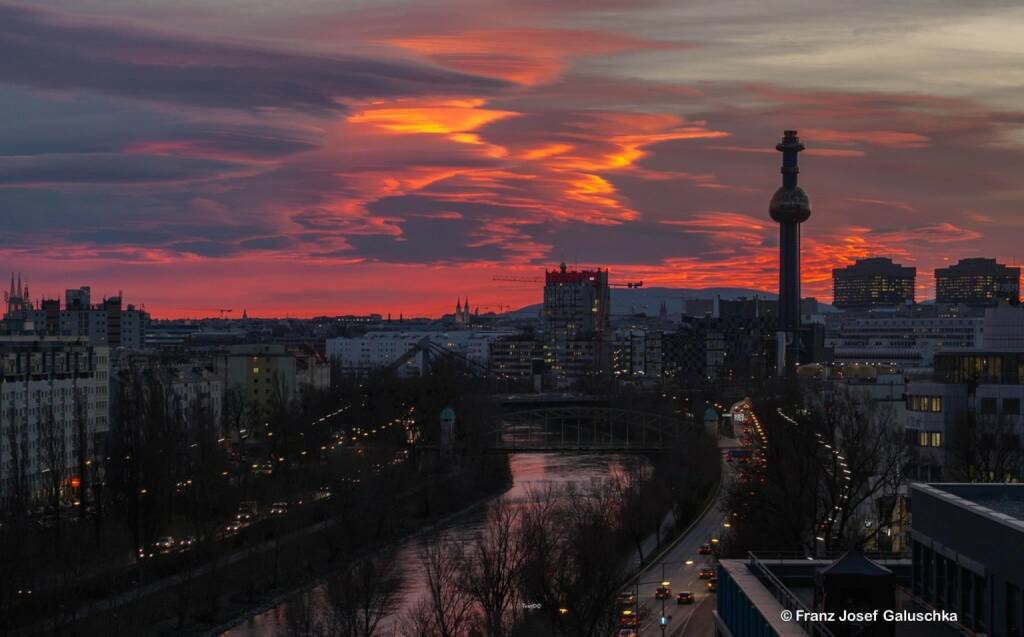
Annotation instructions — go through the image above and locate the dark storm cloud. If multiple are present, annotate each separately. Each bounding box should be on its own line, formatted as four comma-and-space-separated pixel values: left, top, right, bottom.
0, 3, 507, 113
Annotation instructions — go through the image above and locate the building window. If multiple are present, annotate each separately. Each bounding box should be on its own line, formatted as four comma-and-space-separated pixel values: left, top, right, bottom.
930, 432, 942, 448
980, 397, 998, 415
1004, 398, 1021, 415
908, 395, 942, 412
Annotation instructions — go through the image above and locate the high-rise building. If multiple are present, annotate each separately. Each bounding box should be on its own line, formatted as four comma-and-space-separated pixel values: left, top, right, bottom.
832, 257, 916, 309
768, 130, 812, 374
542, 263, 611, 377
934, 257, 1020, 306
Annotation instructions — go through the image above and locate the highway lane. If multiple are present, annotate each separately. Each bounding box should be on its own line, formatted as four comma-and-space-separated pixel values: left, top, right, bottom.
624, 434, 743, 637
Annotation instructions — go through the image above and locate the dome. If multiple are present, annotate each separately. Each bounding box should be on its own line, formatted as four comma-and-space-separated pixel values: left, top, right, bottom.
769, 186, 811, 223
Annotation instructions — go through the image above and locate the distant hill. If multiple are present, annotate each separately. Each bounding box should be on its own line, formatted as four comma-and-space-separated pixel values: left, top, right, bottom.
505, 286, 835, 318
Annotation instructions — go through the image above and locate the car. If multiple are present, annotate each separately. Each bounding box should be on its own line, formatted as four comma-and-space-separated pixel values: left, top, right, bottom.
619, 609, 638, 627
698, 567, 715, 579
178, 536, 196, 550
315, 487, 332, 501
616, 630, 638, 637
707, 579, 718, 593
155, 536, 176, 554
221, 521, 242, 537
698, 544, 712, 555
654, 581, 671, 600
252, 462, 274, 476
615, 592, 636, 607
676, 591, 695, 605
236, 500, 258, 524
269, 501, 288, 516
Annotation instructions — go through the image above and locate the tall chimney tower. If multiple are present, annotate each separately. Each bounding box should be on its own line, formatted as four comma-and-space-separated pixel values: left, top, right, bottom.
769, 130, 811, 374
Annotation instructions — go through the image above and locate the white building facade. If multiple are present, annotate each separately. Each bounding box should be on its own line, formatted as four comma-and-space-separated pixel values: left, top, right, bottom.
0, 338, 110, 509
326, 331, 517, 377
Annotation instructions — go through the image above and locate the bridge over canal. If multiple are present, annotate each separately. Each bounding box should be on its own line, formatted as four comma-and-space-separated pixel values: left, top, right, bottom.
487, 406, 688, 452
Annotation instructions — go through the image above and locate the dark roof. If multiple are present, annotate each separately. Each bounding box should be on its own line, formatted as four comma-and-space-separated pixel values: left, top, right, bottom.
818, 551, 893, 577
935, 257, 1020, 277
833, 257, 916, 278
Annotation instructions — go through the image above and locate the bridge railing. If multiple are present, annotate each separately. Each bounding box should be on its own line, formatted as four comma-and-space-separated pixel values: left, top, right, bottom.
490, 406, 686, 450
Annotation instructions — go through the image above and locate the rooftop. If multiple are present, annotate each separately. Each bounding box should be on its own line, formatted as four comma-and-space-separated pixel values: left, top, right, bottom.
833, 257, 916, 278
933, 483, 1024, 523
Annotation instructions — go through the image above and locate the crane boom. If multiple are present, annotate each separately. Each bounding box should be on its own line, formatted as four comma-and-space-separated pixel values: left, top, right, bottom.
492, 276, 642, 287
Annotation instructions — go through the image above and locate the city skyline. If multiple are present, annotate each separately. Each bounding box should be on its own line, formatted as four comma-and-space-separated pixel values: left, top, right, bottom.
3, 1, 1024, 318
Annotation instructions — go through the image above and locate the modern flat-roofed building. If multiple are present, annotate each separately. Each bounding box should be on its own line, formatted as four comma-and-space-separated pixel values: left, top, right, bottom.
902, 316, 1024, 482
825, 313, 982, 376
0, 337, 110, 510
935, 258, 1020, 307
714, 551, 961, 637
833, 258, 916, 309
910, 483, 1024, 637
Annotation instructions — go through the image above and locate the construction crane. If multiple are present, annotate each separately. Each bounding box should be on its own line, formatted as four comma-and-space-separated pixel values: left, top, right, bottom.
492, 276, 643, 288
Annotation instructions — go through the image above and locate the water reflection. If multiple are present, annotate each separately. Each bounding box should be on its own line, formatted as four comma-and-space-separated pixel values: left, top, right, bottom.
224, 453, 633, 636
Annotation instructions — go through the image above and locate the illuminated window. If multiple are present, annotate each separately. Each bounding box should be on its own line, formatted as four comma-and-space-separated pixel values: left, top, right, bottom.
252, 367, 260, 374
930, 432, 942, 448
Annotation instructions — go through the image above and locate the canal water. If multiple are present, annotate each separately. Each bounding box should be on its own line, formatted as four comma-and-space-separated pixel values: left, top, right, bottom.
223, 453, 634, 636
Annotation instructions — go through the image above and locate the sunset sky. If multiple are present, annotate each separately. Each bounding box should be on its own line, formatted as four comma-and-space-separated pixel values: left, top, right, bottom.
2, 0, 1023, 318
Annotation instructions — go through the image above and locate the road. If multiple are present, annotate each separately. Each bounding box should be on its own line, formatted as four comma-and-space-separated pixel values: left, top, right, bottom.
627, 435, 741, 637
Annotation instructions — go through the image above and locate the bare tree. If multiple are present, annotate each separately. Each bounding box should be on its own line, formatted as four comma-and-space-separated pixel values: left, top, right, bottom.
723, 389, 910, 558
949, 412, 1024, 482
322, 555, 403, 637
402, 536, 474, 637
610, 458, 659, 563
518, 482, 624, 637
285, 589, 324, 637
812, 390, 909, 553
459, 501, 526, 637
39, 386, 66, 533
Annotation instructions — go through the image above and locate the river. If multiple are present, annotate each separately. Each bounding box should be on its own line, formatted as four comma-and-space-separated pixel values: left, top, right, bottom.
222, 452, 636, 636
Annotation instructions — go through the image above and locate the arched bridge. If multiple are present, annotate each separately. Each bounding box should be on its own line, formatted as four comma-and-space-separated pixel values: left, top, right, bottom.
487, 406, 685, 452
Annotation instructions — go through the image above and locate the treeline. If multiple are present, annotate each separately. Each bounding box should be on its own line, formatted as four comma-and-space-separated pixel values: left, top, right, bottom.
722, 384, 910, 557
283, 423, 720, 637
0, 358, 511, 636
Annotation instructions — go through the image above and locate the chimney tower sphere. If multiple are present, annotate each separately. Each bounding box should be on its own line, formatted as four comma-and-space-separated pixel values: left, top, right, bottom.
769, 130, 811, 224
